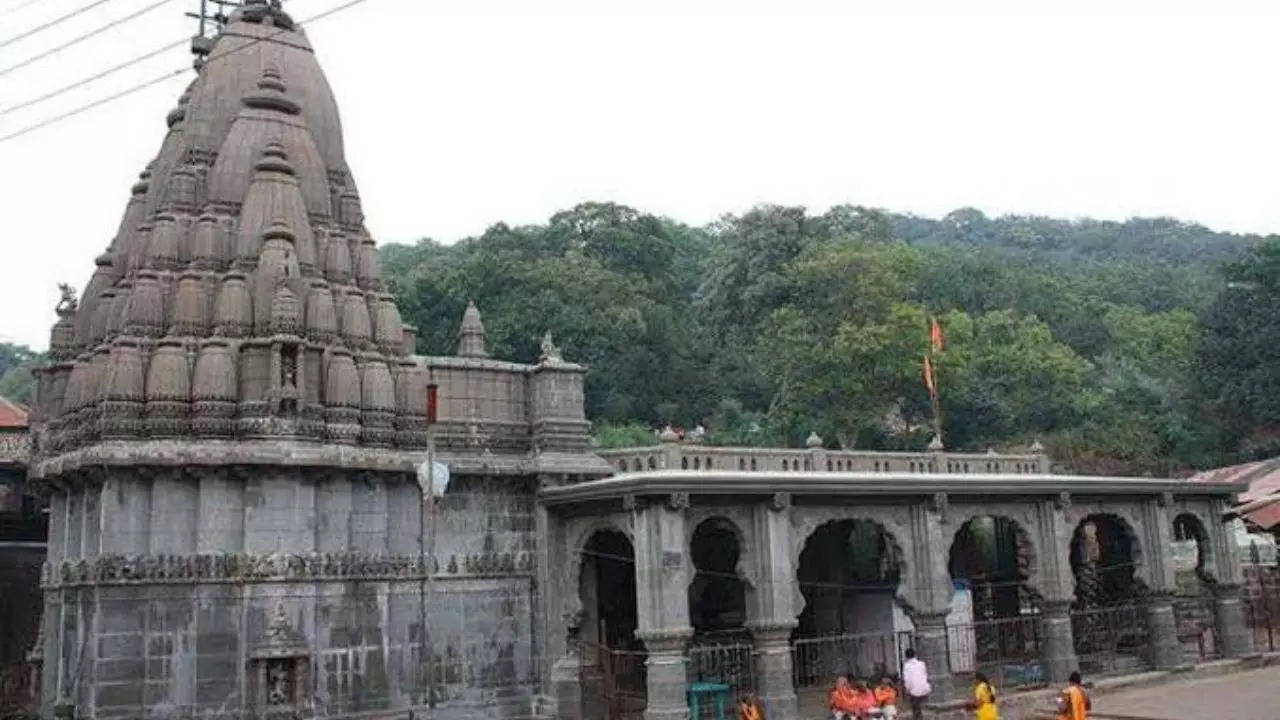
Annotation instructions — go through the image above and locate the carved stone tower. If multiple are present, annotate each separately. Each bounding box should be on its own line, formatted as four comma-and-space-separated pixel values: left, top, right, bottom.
28, 2, 607, 717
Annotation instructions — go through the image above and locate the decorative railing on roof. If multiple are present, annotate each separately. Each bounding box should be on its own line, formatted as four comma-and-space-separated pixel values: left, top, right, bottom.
0, 430, 30, 466
596, 431, 1048, 476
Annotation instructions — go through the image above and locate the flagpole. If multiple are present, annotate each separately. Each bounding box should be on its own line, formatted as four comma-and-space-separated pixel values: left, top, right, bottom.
928, 317, 944, 447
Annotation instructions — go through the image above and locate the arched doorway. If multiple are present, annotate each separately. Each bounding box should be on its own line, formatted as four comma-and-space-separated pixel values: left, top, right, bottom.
793, 519, 907, 692
1070, 514, 1139, 609
687, 518, 755, 699
578, 529, 644, 719
580, 529, 640, 650
1069, 514, 1147, 674
948, 516, 1042, 687
1172, 513, 1219, 661
949, 515, 1038, 620
689, 518, 749, 636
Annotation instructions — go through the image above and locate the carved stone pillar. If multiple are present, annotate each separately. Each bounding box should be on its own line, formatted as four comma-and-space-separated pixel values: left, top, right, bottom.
633, 495, 693, 720
1035, 497, 1079, 682
1040, 600, 1078, 683
1212, 583, 1253, 658
637, 628, 694, 720
907, 499, 954, 702
748, 622, 798, 720
911, 611, 952, 702
1144, 592, 1182, 669
1141, 496, 1181, 669
747, 493, 799, 720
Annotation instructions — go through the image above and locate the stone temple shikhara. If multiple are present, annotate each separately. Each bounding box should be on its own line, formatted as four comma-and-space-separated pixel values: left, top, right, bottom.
22, 2, 1258, 719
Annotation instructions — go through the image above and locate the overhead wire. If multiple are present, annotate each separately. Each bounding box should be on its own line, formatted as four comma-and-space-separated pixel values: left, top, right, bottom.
0, 0, 118, 51
0, 0, 371, 145
0, 0, 177, 78
0, 0, 56, 20
0, 0, 305, 115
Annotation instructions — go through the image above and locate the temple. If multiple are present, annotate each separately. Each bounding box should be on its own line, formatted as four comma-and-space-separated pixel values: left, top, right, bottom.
23, 2, 1255, 719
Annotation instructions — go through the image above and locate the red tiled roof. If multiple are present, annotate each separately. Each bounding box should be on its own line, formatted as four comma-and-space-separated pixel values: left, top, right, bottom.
0, 395, 28, 428
1189, 458, 1280, 529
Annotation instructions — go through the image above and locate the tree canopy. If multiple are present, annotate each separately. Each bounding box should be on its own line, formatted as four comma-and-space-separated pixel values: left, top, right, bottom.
380, 202, 1270, 475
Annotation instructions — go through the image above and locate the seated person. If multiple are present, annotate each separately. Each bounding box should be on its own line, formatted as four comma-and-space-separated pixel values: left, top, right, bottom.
830, 676, 863, 719
874, 676, 899, 720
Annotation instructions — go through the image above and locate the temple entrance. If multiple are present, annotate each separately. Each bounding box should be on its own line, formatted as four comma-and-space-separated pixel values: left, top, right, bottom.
1069, 514, 1148, 675
1171, 513, 1219, 661
947, 516, 1044, 689
686, 518, 755, 703
792, 518, 908, 705
578, 529, 644, 720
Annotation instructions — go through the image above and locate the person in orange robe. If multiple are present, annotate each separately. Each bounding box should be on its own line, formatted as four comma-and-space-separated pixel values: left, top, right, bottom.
739, 694, 766, 720
1056, 672, 1090, 720
830, 676, 863, 719
874, 676, 899, 720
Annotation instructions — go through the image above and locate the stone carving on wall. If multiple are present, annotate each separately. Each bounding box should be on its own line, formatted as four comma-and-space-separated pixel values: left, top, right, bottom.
41, 549, 536, 589
770, 492, 790, 512
667, 492, 690, 511
930, 492, 949, 523
1054, 491, 1071, 511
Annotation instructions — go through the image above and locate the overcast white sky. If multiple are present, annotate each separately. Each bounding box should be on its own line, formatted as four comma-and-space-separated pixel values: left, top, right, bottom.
2, 0, 1280, 350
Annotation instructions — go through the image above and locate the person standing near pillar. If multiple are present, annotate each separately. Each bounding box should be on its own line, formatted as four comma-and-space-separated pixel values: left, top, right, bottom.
901, 648, 931, 720
1055, 672, 1090, 720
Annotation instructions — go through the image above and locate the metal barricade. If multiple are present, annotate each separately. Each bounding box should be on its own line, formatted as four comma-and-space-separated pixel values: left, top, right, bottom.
1070, 604, 1151, 676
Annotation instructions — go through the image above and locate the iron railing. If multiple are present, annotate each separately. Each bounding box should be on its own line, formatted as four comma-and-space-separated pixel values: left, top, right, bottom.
1243, 564, 1280, 653
686, 640, 757, 716
945, 614, 1046, 690
791, 630, 914, 689
1070, 604, 1151, 676
580, 643, 647, 720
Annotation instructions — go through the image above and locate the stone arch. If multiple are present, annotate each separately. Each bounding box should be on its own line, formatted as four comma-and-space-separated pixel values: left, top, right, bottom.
687, 516, 751, 637
793, 514, 913, 634
1172, 511, 1216, 581
565, 518, 633, 626
1069, 512, 1144, 608
791, 509, 917, 607
577, 526, 640, 651
948, 513, 1043, 619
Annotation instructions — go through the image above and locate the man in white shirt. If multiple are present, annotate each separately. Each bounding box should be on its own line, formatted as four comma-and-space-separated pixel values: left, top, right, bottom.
902, 648, 931, 720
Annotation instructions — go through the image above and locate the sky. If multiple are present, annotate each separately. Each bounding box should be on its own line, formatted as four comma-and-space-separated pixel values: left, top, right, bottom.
2, 0, 1280, 349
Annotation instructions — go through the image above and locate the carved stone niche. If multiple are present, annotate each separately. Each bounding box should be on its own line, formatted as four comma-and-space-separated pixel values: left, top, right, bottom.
249, 602, 312, 719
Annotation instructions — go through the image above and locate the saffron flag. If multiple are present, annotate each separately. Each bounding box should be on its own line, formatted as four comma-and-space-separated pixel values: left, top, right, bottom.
930, 317, 944, 352
923, 354, 936, 396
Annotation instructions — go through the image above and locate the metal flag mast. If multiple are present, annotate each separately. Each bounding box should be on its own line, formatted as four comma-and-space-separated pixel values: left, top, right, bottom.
188, 0, 241, 59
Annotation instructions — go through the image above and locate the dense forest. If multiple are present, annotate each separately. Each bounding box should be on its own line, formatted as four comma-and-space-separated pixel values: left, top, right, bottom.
382, 203, 1279, 476
4, 204, 1279, 476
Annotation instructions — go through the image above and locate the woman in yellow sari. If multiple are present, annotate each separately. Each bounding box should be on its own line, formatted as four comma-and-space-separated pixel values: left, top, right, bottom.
738, 694, 765, 720
971, 672, 998, 720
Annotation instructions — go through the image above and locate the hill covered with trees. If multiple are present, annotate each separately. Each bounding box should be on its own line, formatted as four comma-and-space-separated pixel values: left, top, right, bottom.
7, 204, 1274, 477
383, 203, 1280, 476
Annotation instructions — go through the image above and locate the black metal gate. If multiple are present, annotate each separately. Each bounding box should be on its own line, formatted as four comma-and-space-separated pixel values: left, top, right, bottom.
581, 643, 647, 720
1243, 565, 1280, 653
1070, 604, 1151, 676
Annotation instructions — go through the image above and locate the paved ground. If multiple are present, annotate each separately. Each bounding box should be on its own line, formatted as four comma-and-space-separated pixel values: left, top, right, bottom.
1093, 666, 1280, 720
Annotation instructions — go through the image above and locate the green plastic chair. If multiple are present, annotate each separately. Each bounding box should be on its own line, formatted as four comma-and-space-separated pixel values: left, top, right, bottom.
687, 681, 731, 719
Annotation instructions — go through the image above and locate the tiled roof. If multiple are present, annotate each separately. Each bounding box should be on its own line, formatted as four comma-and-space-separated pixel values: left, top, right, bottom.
0, 395, 28, 429
1188, 458, 1280, 529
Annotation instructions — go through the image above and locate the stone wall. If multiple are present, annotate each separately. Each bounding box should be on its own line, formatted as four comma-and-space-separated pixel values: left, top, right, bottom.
39, 468, 540, 719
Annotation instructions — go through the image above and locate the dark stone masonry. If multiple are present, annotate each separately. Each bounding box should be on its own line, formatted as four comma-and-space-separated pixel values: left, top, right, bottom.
23, 2, 1253, 719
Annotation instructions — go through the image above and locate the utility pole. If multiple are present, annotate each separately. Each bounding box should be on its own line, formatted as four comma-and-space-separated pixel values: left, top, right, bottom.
187, 0, 240, 61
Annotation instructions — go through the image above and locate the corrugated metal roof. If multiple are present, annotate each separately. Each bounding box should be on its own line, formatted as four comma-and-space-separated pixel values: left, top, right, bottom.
1189, 458, 1280, 529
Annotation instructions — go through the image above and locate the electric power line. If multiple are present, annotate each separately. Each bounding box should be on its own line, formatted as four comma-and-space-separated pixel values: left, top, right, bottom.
0, 0, 119, 51
0, 35, 186, 116
0, 0, 46, 20
0, 0, 371, 145
0, 0, 305, 116
0, 0, 177, 79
